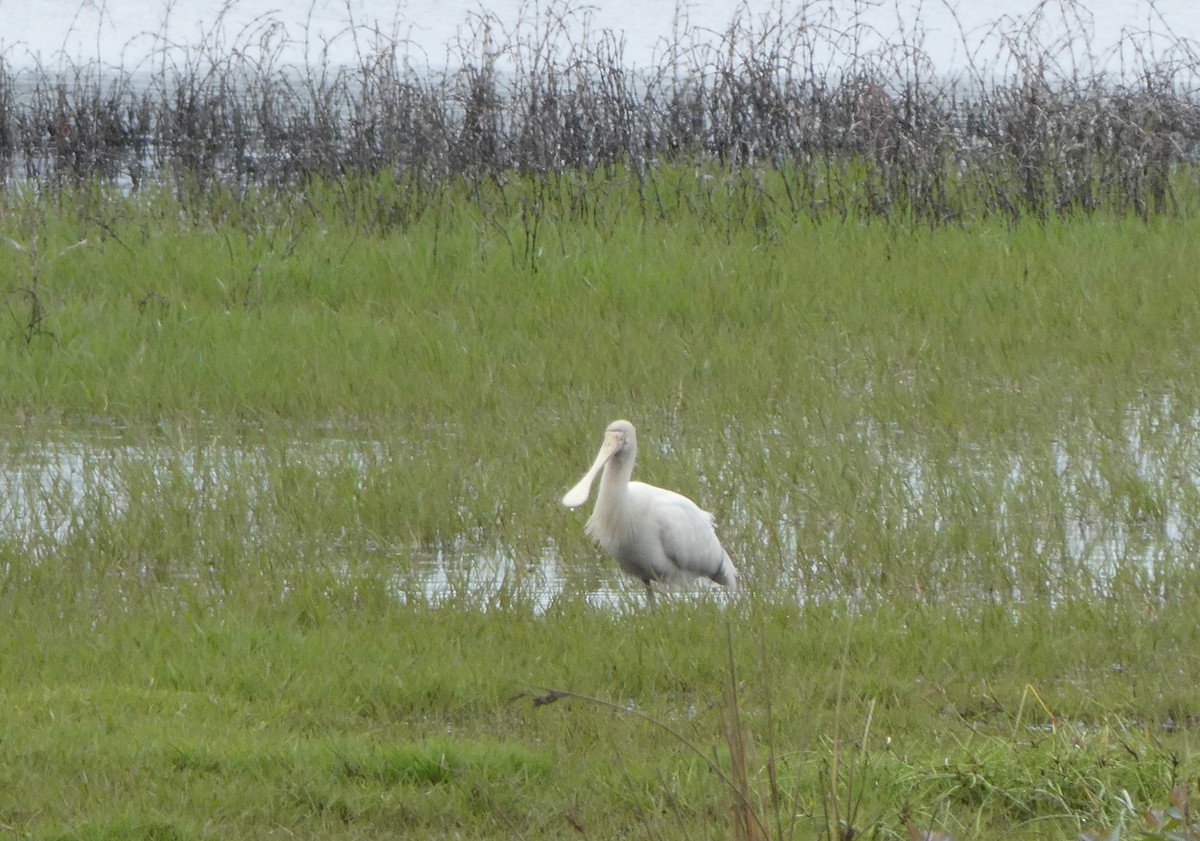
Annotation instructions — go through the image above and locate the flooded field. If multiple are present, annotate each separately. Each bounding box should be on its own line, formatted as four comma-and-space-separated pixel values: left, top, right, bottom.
4, 402, 1197, 612
3, 59, 1200, 833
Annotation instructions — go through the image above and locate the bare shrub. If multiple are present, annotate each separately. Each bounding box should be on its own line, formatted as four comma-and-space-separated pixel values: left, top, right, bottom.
2, 0, 1199, 224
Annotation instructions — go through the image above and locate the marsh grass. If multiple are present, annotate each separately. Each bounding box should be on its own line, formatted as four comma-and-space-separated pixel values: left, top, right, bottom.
7, 181, 1200, 603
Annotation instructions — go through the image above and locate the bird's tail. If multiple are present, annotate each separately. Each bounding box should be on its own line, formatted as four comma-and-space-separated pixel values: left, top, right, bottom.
713, 552, 739, 594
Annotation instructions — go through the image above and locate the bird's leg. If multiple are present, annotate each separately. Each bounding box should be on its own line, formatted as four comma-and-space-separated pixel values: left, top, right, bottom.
643, 580, 656, 611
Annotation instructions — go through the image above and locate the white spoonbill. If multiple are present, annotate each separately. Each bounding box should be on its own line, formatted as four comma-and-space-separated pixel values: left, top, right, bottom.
562, 420, 738, 598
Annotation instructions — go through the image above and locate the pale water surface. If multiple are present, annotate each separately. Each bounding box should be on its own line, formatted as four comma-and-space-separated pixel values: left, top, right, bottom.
0, 431, 643, 612
1, 0, 1198, 75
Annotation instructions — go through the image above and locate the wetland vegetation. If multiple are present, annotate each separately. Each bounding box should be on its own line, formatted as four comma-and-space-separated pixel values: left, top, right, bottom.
3, 2, 1200, 838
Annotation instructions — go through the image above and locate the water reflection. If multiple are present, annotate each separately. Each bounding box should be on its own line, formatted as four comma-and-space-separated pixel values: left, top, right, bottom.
398, 541, 647, 613
0, 430, 735, 612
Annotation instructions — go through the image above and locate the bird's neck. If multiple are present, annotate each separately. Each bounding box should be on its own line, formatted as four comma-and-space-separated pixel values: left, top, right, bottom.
587, 453, 637, 545
596, 452, 635, 502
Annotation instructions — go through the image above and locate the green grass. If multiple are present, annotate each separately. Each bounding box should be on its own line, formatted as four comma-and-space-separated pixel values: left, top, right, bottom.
1, 599, 1197, 839
5, 176, 1200, 427
2, 172, 1200, 838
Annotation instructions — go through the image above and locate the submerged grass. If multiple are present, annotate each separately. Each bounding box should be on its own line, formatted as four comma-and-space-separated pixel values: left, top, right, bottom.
5, 178, 1200, 596
1, 174, 1200, 838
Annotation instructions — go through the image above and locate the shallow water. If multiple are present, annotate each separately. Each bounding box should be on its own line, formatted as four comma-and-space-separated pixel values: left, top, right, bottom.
2, 412, 1195, 610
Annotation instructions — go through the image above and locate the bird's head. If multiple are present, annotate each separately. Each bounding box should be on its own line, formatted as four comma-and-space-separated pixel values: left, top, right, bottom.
561, 419, 637, 509
603, 420, 636, 454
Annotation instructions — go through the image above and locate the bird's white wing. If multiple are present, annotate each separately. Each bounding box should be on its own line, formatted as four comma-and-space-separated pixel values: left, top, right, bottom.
629, 481, 727, 582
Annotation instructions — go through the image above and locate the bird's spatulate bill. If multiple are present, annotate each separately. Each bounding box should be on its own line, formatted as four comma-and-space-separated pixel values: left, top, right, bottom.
561, 437, 618, 508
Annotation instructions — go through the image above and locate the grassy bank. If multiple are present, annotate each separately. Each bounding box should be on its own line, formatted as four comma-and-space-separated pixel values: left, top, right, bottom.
2, 597, 1198, 840
2, 177, 1200, 838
